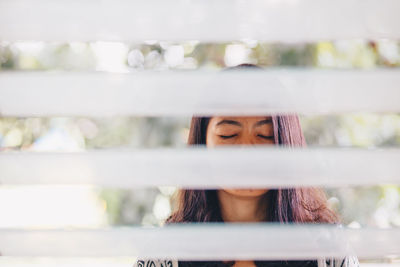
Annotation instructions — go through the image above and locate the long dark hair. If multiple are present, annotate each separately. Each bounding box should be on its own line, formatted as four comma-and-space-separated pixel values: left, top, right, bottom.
167, 116, 338, 224
165, 65, 338, 266
165, 115, 338, 267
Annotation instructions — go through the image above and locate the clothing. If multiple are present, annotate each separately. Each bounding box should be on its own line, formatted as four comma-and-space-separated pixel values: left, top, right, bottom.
133, 256, 359, 267
134, 259, 177, 267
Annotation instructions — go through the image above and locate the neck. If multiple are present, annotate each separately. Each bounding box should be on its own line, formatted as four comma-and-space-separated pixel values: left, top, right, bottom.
217, 190, 268, 222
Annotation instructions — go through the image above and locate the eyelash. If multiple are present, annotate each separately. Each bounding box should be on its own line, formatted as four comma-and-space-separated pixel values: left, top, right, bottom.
218, 134, 274, 140
219, 134, 238, 139
258, 134, 274, 140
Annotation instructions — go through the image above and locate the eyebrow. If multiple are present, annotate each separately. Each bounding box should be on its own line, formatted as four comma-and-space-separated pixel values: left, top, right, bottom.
215, 118, 272, 127
254, 118, 272, 128
215, 119, 242, 127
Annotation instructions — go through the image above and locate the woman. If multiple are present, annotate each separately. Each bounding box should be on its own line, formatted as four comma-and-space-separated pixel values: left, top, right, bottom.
134, 114, 360, 267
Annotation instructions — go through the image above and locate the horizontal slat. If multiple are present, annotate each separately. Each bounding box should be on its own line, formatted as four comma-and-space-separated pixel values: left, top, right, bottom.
0, 0, 399, 42
1, 70, 400, 116
0, 224, 398, 259
0, 258, 133, 267
0, 148, 399, 187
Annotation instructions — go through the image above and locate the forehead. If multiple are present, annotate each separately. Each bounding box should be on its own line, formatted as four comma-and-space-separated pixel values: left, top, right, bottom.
209, 116, 272, 126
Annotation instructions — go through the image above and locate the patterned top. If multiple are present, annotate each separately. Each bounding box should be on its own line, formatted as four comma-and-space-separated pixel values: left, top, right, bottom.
133, 256, 359, 267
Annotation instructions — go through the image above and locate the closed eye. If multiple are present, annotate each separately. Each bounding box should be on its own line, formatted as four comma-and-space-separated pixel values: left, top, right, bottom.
219, 134, 238, 139
257, 134, 274, 140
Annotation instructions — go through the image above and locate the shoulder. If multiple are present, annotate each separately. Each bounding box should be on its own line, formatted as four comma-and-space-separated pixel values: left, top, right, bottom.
318, 255, 359, 267
133, 259, 179, 267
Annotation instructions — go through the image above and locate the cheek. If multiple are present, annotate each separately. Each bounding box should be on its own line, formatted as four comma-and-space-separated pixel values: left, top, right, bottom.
259, 138, 275, 145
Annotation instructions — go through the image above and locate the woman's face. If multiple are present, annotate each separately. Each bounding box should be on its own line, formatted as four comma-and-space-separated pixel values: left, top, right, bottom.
206, 116, 274, 197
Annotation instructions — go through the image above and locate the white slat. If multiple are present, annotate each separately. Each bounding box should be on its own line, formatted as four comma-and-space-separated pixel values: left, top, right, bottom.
1, 70, 400, 116
0, 224, 398, 259
0, 0, 399, 42
1, 148, 399, 188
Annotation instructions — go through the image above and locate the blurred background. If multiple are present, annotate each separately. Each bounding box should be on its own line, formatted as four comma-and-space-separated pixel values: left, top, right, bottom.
0, 40, 400, 265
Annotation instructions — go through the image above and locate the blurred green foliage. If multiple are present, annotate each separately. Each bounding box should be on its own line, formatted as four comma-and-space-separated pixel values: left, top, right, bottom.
0, 40, 399, 228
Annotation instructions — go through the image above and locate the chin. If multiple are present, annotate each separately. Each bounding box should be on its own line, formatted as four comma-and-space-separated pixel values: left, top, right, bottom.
223, 189, 268, 198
